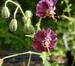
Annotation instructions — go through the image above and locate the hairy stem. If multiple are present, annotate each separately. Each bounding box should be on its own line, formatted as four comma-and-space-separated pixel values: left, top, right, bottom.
63, 34, 70, 50
2, 51, 40, 60
5, 0, 26, 18
36, 17, 42, 31
27, 54, 32, 66
14, 6, 19, 18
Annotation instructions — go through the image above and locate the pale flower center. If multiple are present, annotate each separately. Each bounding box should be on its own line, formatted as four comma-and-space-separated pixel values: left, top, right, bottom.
42, 40, 50, 48
46, 6, 56, 17
42, 32, 52, 49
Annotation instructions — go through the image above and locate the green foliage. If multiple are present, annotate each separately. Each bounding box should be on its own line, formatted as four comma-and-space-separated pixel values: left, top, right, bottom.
40, 52, 51, 66
0, 18, 32, 50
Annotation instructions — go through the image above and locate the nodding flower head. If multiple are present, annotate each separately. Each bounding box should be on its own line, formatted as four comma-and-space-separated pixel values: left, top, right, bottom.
9, 19, 17, 32
36, 0, 58, 20
1, 6, 10, 18
32, 28, 57, 52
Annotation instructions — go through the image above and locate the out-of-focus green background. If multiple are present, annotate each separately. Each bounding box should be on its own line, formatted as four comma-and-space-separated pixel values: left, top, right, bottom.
0, 0, 75, 51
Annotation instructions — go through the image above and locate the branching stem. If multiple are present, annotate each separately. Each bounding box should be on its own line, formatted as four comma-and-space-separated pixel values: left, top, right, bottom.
5, 0, 26, 18
2, 51, 40, 60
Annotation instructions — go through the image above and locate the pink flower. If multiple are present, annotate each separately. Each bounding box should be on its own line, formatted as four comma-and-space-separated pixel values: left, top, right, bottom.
36, 0, 58, 20
32, 28, 57, 52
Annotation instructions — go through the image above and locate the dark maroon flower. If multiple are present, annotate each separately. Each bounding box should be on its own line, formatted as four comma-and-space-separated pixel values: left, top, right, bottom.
32, 28, 57, 52
36, 0, 58, 20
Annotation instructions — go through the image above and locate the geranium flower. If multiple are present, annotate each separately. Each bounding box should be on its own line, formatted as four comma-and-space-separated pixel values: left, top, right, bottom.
32, 28, 57, 52
36, 0, 58, 20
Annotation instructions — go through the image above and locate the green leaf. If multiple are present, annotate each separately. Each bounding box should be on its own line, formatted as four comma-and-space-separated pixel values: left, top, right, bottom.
43, 60, 51, 66
40, 52, 51, 66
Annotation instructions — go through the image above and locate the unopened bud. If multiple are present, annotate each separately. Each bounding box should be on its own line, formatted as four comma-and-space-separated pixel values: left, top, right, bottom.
0, 59, 3, 66
22, 16, 28, 24
9, 19, 17, 32
25, 10, 33, 18
23, 16, 32, 25
1, 6, 10, 18
23, 24, 35, 35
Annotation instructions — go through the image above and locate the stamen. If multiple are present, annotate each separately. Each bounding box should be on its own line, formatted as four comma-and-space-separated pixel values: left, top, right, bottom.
42, 40, 50, 48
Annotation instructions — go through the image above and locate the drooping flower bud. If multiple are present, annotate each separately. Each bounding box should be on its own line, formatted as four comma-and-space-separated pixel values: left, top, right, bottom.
1, 6, 10, 18
25, 10, 33, 18
23, 23, 35, 35
0, 59, 3, 66
9, 19, 17, 32
22, 16, 28, 24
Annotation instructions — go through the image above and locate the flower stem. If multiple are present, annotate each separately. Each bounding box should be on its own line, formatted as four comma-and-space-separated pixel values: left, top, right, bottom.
63, 34, 70, 50
71, 58, 75, 66
14, 6, 19, 18
5, 0, 10, 7
27, 54, 32, 66
2, 51, 40, 60
71, 53, 75, 66
19, 6, 26, 18
5, 0, 26, 18
47, 47, 51, 56
5, 0, 19, 7
36, 17, 42, 31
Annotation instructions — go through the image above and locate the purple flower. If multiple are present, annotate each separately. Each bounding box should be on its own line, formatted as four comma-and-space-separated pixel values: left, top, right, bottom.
36, 0, 58, 20
32, 28, 57, 52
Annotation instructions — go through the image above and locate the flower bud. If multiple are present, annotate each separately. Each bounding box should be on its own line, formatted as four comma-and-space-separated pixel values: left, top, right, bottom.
22, 16, 28, 24
23, 24, 35, 35
25, 10, 33, 18
1, 6, 10, 18
22, 16, 32, 25
9, 19, 17, 32
0, 59, 3, 66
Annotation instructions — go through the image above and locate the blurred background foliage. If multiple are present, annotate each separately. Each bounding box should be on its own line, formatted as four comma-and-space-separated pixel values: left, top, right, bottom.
0, 0, 75, 52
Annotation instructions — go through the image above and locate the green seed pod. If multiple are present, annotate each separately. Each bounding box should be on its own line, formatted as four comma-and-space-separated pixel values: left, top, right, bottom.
9, 19, 17, 32
25, 10, 33, 18
23, 24, 35, 35
1, 6, 10, 18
